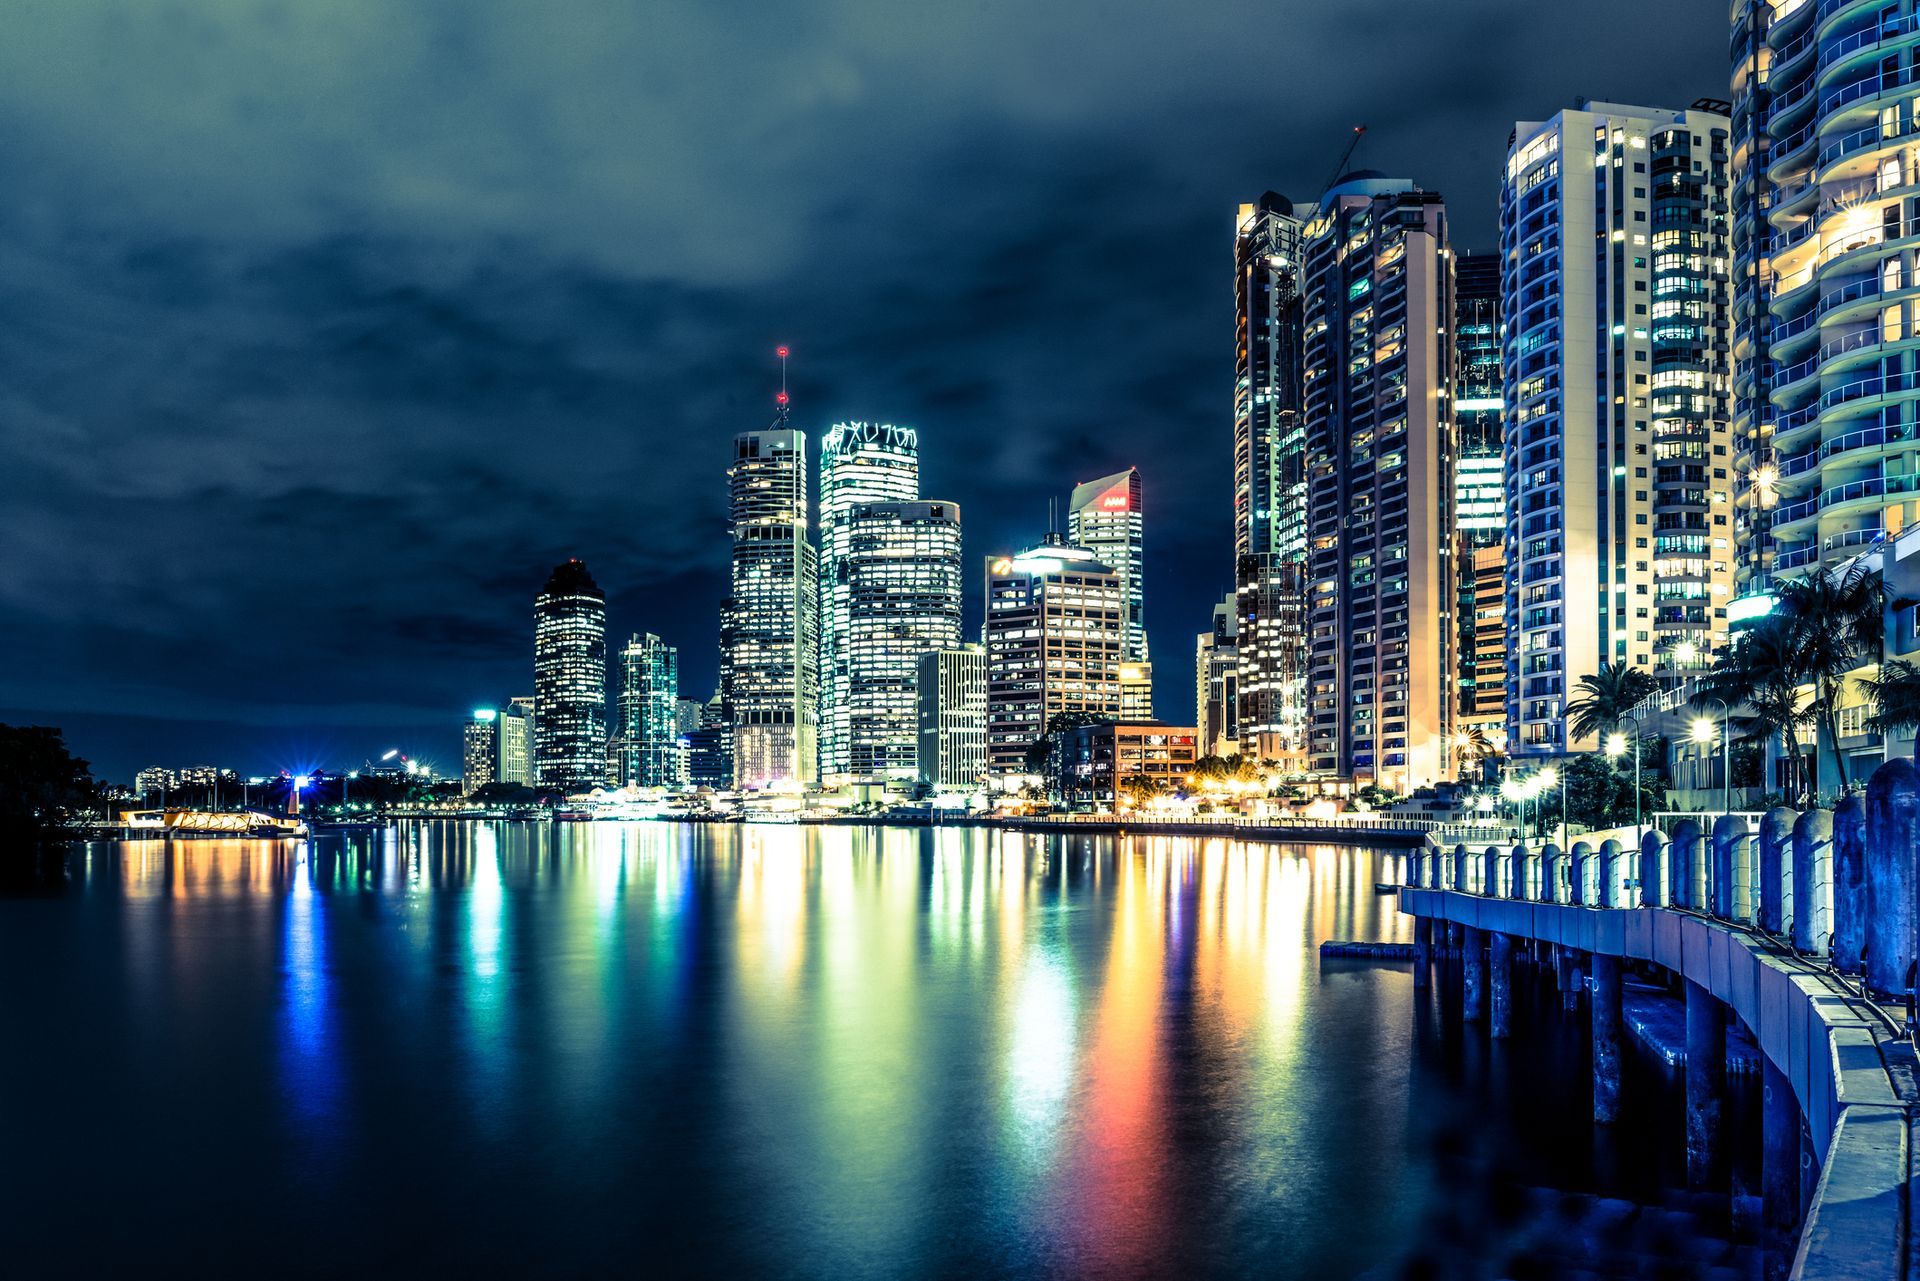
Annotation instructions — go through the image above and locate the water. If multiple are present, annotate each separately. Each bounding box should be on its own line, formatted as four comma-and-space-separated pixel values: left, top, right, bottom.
0, 824, 1699, 1278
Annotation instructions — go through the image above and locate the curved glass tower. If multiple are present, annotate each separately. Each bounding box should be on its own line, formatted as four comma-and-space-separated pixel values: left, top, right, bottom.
533, 559, 608, 792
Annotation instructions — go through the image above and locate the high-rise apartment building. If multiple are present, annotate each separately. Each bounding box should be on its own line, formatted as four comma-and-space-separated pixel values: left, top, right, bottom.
839, 499, 964, 781
1454, 251, 1507, 739
463, 709, 499, 794
534, 559, 608, 792
1734, 3, 1920, 605
722, 428, 818, 788
1195, 593, 1238, 759
501, 696, 534, 786
1068, 467, 1146, 664
916, 644, 987, 790
1234, 193, 1313, 764
617, 633, 681, 788
1501, 101, 1733, 756
983, 536, 1125, 775
818, 422, 920, 783
1302, 174, 1456, 792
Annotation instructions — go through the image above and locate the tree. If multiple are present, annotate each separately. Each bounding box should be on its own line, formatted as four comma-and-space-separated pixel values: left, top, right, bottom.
1561, 752, 1662, 832
0, 725, 97, 878
1865, 657, 1920, 738
1695, 621, 1811, 801
1566, 662, 1659, 743
1775, 566, 1883, 793
1352, 782, 1399, 810
467, 782, 541, 807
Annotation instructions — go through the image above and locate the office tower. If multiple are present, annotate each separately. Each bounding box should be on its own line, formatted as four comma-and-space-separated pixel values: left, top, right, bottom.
916, 644, 987, 790
1068, 467, 1146, 664
464, 710, 499, 793
1196, 593, 1239, 759
617, 633, 681, 788
685, 725, 733, 789
838, 500, 964, 781
1502, 101, 1732, 756
675, 697, 707, 736
983, 535, 1125, 775
1735, 5, 1917, 603
1053, 721, 1198, 810
501, 696, 535, 786
722, 428, 818, 788
817, 422, 922, 783
1118, 662, 1154, 721
534, 559, 608, 791
1453, 250, 1507, 737
1302, 174, 1456, 792
1234, 193, 1313, 764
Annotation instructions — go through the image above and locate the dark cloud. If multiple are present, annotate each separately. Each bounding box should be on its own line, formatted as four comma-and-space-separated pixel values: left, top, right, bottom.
0, 0, 1721, 779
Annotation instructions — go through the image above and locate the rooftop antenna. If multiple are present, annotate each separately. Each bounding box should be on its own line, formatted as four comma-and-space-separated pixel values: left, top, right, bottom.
773, 344, 791, 429
1319, 124, 1367, 200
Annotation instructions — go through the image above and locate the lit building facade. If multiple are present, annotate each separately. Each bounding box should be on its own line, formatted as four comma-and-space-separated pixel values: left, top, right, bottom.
1458, 545, 1508, 744
1501, 101, 1733, 756
818, 422, 919, 783
464, 710, 499, 793
1195, 593, 1239, 759
1053, 721, 1198, 810
618, 633, 681, 788
1118, 662, 1154, 721
1738, 1, 1920, 604
1068, 467, 1146, 664
534, 559, 608, 792
722, 429, 818, 788
840, 499, 964, 781
916, 644, 987, 790
1234, 192, 1313, 764
983, 536, 1125, 775
1302, 174, 1456, 792
1454, 250, 1507, 735
501, 697, 534, 786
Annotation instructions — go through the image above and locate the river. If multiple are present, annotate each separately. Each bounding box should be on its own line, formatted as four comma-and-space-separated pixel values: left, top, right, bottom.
0, 823, 1710, 1278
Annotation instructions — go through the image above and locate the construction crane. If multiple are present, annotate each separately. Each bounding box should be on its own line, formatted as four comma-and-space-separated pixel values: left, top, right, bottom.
1319, 125, 1367, 199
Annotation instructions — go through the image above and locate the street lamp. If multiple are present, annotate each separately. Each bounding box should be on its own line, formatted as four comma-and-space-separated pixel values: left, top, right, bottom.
1691, 696, 1731, 819
1538, 765, 1566, 845
1607, 714, 1643, 836
1500, 775, 1524, 838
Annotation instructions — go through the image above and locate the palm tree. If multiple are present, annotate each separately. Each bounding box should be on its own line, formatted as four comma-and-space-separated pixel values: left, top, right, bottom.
1774, 565, 1883, 792
1566, 662, 1659, 744
1695, 621, 1811, 801
1865, 657, 1920, 736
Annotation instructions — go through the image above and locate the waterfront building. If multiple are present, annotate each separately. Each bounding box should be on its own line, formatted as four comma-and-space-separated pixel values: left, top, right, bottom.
1453, 250, 1507, 737
1234, 192, 1314, 765
1052, 721, 1198, 810
1118, 661, 1154, 721
818, 422, 920, 784
916, 644, 987, 790
618, 633, 682, 788
983, 536, 1125, 775
1732, 2, 1920, 609
534, 559, 608, 792
464, 710, 499, 794
1301, 173, 1456, 792
1068, 467, 1147, 665
1501, 101, 1733, 756
1195, 593, 1239, 759
722, 428, 818, 788
840, 500, 964, 781
501, 696, 534, 786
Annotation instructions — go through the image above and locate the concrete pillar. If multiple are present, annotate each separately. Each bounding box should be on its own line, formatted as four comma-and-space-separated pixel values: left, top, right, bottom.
1599, 839, 1624, 908
1489, 847, 1509, 898
1514, 844, 1536, 901
1759, 807, 1796, 936
1409, 849, 1425, 888
1569, 841, 1594, 906
1639, 830, 1667, 908
1489, 932, 1513, 1039
1590, 955, 1623, 1124
1863, 757, 1919, 998
1452, 842, 1470, 893
1412, 915, 1432, 990
1669, 819, 1703, 910
1711, 814, 1750, 922
1790, 809, 1833, 955
1462, 926, 1487, 1023
1685, 979, 1725, 1190
1481, 844, 1499, 897
1833, 794, 1867, 972
1762, 1055, 1798, 1247
1541, 843, 1564, 904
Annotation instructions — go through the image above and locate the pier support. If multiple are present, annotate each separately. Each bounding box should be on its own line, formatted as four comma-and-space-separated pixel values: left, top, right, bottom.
1590, 955, 1622, 1124
1462, 926, 1487, 1024
1684, 979, 1725, 1190
1555, 946, 1582, 1011
1489, 932, 1513, 1039
1412, 916, 1432, 990
1762, 1056, 1798, 1250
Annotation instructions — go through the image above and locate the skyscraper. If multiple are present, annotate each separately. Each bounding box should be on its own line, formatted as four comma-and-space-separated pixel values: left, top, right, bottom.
463, 709, 499, 794
500, 698, 534, 787
818, 421, 920, 784
983, 535, 1125, 775
1453, 251, 1507, 747
1501, 101, 1732, 757
617, 633, 681, 788
917, 645, 987, 790
1195, 593, 1238, 760
722, 427, 818, 788
534, 559, 608, 792
1068, 467, 1146, 664
840, 499, 964, 781
1302, 174, 1456, 792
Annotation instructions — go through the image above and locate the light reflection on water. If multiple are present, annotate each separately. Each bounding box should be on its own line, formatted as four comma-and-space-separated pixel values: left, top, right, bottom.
3, 823, 1425, 1279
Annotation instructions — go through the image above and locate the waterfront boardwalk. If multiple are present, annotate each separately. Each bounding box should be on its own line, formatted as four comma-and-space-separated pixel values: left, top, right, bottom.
1397, 769, 1920, 1281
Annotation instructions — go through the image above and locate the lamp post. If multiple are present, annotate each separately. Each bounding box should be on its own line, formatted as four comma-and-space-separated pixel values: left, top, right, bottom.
1607, 714, 1643, 836
1691, 697, 1731, 819
1537, 766, 1566, 846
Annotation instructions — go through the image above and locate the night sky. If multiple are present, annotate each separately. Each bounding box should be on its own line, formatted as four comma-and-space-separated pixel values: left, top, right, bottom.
1, 2, 1721, 782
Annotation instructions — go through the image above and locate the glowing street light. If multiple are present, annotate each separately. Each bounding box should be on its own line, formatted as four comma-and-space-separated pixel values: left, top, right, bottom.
1690, 717, 1715, 744
1605, 732, 1628, 757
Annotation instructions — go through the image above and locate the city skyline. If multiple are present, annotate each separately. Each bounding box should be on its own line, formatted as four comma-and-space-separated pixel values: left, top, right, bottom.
0, 4, 1723, 780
